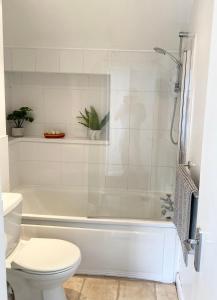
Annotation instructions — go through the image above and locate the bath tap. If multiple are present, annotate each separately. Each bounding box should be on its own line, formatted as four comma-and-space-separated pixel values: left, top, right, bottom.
160, 194, 174, 212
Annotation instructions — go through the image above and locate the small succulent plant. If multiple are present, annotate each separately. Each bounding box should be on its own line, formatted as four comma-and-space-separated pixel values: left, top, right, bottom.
77, 106, 109, 130
7, 107, 34, 128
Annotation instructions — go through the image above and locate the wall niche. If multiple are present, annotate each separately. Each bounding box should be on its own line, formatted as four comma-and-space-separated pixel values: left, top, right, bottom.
5, 72, 110, 139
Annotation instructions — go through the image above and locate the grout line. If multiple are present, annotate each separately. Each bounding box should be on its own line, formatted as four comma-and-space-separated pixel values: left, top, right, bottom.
116, 280, 121, 300
78, 277, 86, 300
5, 45, 179, 53
154, 283, 158, 300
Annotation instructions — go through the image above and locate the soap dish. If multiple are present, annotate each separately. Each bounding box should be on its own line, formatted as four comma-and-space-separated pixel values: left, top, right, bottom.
44, 133, 65, 139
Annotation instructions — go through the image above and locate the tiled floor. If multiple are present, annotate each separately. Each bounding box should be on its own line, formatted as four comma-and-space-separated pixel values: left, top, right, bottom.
63, 276, 178, 300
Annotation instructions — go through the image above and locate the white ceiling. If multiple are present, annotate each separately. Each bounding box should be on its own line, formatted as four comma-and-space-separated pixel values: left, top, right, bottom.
2, 0, 193, 50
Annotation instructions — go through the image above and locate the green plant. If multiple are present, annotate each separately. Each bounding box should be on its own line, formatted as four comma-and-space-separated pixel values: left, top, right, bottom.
7, 107, 34, 128
77, 106, 109, 130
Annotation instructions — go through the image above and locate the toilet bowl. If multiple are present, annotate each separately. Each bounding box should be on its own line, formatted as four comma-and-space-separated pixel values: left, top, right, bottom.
6, 238, 81, 300
3, 193, 81, 300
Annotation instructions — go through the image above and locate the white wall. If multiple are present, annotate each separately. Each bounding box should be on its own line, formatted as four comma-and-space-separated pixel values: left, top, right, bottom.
188, 0, 214, 183
178, 0, 216, 299
2, 0, 192, 50
0, 0, 8, 297
178, 0, 217, 299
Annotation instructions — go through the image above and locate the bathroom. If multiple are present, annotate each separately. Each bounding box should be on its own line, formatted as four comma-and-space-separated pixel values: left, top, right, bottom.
1, 0, 217, 300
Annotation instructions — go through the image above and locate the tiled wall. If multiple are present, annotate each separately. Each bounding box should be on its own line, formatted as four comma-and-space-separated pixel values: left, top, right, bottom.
9, 138, 176, 193
0, 135, 9, 191
7, 47, 178, 195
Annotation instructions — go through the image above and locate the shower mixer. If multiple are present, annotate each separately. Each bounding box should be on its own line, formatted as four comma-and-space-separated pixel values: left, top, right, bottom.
153, 32, 190, 144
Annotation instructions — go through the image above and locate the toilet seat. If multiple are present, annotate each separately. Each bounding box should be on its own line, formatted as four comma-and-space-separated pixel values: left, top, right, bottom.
11, 238, 81, 275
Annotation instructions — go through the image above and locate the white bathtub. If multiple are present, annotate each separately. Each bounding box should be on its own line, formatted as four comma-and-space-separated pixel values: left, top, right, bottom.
15, 186, 178, 283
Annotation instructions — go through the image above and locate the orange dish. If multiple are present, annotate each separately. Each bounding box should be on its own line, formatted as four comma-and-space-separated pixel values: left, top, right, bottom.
44, 133, 65, 139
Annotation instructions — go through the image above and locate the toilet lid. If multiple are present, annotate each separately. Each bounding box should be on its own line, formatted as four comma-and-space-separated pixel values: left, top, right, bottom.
11, 238, 81, 274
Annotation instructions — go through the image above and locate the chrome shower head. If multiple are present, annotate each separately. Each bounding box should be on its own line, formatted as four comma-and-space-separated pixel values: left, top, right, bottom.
153, 47, 167, 55
153, 47, 182, 67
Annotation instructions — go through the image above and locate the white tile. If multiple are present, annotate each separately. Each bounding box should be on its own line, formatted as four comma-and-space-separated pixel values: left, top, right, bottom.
110, 51, 161, 91
84, 50, 110, 74
49, 74, 88, 88
36, 143, 61, 161
120, 196, 153, 219
61, 162, 88, 186
152, 131, 177, 167
9, 143, 19, 163
36, 49, 60, 72
9, 161, 20, 190
60, 49, 83, 73
67, 89, 81, 125
154, 93, 175, 130
93, 194, 122, 218
0, 137, 9, 191
130, 92, 157, 130
6, 72, 23, 85
88, 145, 108, 164
19, 142, 61, 161
69, 74, 89, 88
4, 48, 12, 71
61, 144, 88, 162
19, 72, 50, 86
105, 164, 128, 189
88, 74, 109, 88
108, 129, 129, 165
110, 67, 131, 91
151, 167, 176, 192
127, 166, 151, 190
129, 130, 152, 166
10, 85, 44, 123
19, 142, 36, 161
44, 88, 73, 123
88, 163, 106, 188
38, 162, 61, 185
23, 123, 44, 137
80, 88, 109, 117
12, 48, 36, 71
130, 67, 160, 91
18, 161, 40, 185
110, 90, 130, 129
110, 51, 158, 69
68, 122, 88, 138
110, 51, 135, 68
20, 72, 66, 86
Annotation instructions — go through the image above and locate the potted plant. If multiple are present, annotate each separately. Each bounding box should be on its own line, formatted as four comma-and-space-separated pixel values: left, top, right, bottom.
77, 106, 109, 140
7, 106, 34, 137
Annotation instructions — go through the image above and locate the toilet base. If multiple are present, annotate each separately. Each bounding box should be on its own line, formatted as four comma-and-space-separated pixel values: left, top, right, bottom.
43, 286, 67, 300
7, 268, 75, 300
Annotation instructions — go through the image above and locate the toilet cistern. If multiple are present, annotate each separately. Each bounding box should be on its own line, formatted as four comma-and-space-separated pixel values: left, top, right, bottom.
3, 192, 81, 300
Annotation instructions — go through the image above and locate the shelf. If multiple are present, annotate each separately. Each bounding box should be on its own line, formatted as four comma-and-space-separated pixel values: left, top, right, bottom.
8, 136, 109, 146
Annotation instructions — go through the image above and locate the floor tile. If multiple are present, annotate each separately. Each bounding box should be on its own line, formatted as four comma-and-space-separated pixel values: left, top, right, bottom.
156, 284, 178, 300
64, 276, 84, 300
63, 276, 178, 300
80, 277, 119, 300
118, 280, 156, 300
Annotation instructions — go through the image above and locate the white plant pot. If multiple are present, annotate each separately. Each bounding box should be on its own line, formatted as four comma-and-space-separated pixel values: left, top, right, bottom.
88, 129, 101, 140
11, 128, 25, 137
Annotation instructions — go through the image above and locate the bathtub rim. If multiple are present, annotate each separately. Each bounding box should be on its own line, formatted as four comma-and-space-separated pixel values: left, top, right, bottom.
22, 213, 176, 229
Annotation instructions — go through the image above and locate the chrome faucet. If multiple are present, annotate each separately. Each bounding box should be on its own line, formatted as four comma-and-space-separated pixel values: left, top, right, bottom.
160, 194, 174, 215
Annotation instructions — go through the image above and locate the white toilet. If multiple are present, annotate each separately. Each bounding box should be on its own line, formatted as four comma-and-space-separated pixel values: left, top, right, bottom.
3, 193, 81, 300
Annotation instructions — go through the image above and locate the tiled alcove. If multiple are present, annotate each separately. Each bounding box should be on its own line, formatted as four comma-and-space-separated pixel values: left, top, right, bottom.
5, 72, 110, 139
